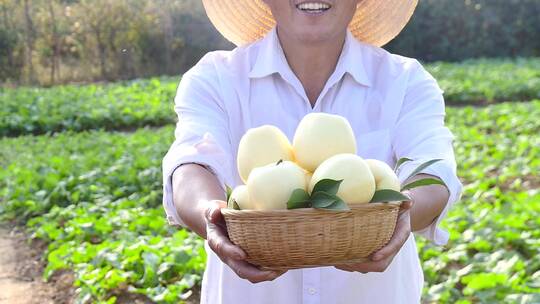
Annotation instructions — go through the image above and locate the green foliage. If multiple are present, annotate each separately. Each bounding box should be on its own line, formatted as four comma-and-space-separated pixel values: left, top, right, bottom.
419, 101, 540, 302
394, 157, 412, 171
0, 77, 178, 137
386, 0, 540, 61
225, 184, 240, 210
401, 159, 443, 183
286, 188, 311, 209
33, 201, 205, 303
0, 126, 206, 303
310, 191, 348, 210
286, 179, 349, 210
0, 127, 171, 221
400, 178, 444, 191
426, 58, 540, 104
311, 179, 342, 196
369, 190, 410, 204
0, 92, 539, 301
2, 58, 539, 138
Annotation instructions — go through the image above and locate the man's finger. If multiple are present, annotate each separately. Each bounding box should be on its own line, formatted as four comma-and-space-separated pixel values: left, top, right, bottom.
205, 202, 226, 224
205, 203, 229, 231
206, 207, 247, 260
400, 200, 413, 211
371, 228, 409, 261
335, 263, 365, 272
371, 213, 411, 261
399, 192, 414, 214
335, 265, 354, 272
227, 258, 284, 283
207, 225, 246, 260
335, 261, 387, 273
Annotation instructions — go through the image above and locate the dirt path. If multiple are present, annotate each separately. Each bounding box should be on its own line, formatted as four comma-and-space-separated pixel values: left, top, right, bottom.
0, 225, 74, 304
0, 225, 200, 304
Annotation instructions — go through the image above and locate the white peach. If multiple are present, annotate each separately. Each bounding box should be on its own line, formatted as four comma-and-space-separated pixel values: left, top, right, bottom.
309, 153, 375, 204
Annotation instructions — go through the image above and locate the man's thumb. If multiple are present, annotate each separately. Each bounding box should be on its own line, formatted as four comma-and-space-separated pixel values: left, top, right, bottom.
205, 204, 221, 223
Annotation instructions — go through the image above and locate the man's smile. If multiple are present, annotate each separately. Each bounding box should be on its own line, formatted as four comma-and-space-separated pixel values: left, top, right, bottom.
296, 1, 332, 15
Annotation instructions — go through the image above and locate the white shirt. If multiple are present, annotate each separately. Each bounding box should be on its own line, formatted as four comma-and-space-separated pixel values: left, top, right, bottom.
162, 27, 462, 304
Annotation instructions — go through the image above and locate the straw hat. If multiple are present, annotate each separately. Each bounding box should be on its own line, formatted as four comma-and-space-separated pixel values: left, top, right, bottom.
202, 0, 418, 47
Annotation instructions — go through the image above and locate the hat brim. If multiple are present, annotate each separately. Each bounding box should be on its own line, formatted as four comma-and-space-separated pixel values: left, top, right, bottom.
202, 0, 418, 47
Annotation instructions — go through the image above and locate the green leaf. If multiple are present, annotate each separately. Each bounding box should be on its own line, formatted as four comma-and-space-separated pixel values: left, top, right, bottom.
403, 159, 443, 182
311, 179, 343, 196
461, 273, 508, 293
141, 252, 160, 286
325, 199, 350, 211
287, 188, 311, 209
394, 157, 413, 171
226, 185, 241, 209
227, 196, 241, 210
401, 177, 446, 191
225, 184, 233, 202
311, 191, 339, 208
369, 189, 411, 203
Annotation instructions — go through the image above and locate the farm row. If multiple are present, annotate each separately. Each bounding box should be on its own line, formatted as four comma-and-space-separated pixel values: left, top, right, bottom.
1, 101, 539, 303
1, 58, 539, 137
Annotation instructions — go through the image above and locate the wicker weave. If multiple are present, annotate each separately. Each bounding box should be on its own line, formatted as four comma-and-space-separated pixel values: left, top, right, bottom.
222, 202, 400, 270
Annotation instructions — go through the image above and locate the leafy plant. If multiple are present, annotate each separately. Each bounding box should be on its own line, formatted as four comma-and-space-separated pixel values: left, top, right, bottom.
1, 84, 538, 303
0, 77, 178, 137
0, 127, 206, 303
287, 179, 348, 210
2, 58, 539, 138
427, 58, 540, 104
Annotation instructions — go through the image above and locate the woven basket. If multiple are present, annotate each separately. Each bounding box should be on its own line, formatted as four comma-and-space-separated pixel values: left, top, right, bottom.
222, 202, 401, 270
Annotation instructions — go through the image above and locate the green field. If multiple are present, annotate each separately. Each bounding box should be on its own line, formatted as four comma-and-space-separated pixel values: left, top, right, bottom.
0, 77, 178, 137
428, 58, 540, 104
1, 59, 539, 303
1, 58, 539, 137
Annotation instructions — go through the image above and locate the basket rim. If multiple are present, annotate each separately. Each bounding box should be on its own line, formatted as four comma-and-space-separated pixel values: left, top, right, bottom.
222, 201, 401, 216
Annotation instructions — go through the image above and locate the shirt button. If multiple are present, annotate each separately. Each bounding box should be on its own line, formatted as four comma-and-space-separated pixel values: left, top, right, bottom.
308, 287, 317, 295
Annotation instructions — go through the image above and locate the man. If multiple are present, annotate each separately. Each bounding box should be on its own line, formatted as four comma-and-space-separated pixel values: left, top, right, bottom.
162, 0, 462, 303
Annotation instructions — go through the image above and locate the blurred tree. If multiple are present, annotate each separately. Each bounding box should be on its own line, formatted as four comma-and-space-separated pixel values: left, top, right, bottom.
0, 0, 20, 81
23, 0, 37, 84
158, 0, 174, 74
386, 0, 540, 61
78, 0, 112, 79
1, 0, 537, 85
47, 0, 59, 83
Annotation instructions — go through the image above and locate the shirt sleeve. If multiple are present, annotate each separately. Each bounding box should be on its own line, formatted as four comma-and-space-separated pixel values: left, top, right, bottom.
391, 59, 463, 246
162, 58, 233, 227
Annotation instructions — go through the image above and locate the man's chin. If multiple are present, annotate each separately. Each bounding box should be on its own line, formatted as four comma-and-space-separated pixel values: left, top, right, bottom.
294, 29, 341, 45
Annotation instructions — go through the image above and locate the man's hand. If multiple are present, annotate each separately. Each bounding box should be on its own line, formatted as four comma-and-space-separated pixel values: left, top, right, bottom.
334, 196, 413, 273
204, 200, 287, 283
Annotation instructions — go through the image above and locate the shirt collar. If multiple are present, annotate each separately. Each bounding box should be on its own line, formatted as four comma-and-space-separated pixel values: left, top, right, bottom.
248, 26, 371, 88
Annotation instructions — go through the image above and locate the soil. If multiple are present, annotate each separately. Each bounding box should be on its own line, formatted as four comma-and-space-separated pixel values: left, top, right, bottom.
0, 225, 75, 304
0, 224, 201, 304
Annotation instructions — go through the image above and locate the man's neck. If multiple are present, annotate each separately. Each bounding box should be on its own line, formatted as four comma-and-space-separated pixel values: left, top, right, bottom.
277, 27, 346, 108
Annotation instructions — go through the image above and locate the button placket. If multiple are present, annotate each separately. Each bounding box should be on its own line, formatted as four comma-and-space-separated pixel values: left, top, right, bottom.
302, 268, 321, 304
